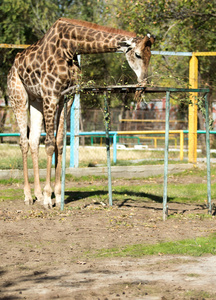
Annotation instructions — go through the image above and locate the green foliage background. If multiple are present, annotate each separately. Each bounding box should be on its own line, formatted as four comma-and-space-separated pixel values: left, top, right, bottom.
0, 0, 215, 106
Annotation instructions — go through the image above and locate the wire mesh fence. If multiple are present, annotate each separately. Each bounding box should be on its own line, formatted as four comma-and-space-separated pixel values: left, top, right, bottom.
0, 96, 215, 170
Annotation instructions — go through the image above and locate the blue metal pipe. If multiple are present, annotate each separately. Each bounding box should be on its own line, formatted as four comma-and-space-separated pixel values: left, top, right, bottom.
113, 133, 117, 164
151, 51, 193, 56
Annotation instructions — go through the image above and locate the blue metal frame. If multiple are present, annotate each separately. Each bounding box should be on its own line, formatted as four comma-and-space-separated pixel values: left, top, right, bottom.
70, 93, 80, 168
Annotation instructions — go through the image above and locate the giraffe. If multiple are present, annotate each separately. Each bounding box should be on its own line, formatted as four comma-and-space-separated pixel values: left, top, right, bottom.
7, 18, 155, 208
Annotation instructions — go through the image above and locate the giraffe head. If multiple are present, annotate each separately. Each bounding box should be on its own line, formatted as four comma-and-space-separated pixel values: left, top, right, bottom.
119, 34, 155, 84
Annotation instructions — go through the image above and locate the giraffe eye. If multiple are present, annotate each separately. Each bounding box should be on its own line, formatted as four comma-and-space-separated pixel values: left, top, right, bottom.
135, 52, 142, 59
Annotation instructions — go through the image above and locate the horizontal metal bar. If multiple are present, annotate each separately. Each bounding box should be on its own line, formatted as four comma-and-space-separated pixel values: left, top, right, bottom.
152, 51, 216, 57
0, 43, 30, 49
164, 87, 209, 93
152, 51, 192, 56
117, 130, 183, 135
1, 44, 215, 58
3, 129, 216, 139
0, 132, 115, 137
120, 119, 186, 123
78, 131, 111, 136
193, 52, 216, 56
61, 85, 210, 96
183, 130, 216, 134
0, 130, 183, 137
0, 133, 21, 137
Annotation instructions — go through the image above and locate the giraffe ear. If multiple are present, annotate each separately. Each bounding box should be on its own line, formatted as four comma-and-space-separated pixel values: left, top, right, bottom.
147, 34, 155, 46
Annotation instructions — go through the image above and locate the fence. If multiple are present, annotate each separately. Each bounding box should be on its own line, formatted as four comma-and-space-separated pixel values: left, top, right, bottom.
1, 129, 216, 171
0, 86, 214, 169
0, 109, 215, 170
58, 85, 211, 219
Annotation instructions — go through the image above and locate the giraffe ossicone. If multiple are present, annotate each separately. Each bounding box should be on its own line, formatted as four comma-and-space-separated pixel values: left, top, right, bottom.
7, 18, 154, 208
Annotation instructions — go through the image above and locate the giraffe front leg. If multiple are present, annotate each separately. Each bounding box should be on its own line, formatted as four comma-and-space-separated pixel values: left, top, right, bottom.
43, 99, 57, 209
22, 144, 33, 205
54, 105, 64, 208
43, 133, 55, 209
43, 134, 54, 209
44, 153, 53, 209
29, 103, 43, 204
54, 147, 62, 207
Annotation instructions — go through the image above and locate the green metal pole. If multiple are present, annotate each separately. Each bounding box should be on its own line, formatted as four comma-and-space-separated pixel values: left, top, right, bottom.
205, 93, 212, 214
104, 92, 113, 206
61, 98, 67, 211
163, 91, 170, 221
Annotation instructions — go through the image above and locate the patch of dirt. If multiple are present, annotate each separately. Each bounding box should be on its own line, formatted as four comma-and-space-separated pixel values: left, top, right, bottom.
1, 174, 216, 299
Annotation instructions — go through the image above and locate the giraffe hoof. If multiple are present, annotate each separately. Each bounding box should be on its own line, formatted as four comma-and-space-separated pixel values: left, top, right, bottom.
43, 203, 53, 209
24, 199, 33, 205
35, 200, 44, 206
56, 202, 61, 208
55, 194, 61, 208
43, 193, 53, 209
35, 194, 44, 205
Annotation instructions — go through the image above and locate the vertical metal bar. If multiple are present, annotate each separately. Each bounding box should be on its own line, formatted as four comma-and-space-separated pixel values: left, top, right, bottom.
104, 92, 113, 206
70, 96, 75, 167
70, 94, 80, 168
205, 93, 212, 214
70, 55, 81, 168
188, 54, 198, 163
61, 98, 67, 211
163, 91, 170, 221
75, 94, 80, 167
52, 153, 55, 166
180, 131, 184, 160
113, 133, 117, 164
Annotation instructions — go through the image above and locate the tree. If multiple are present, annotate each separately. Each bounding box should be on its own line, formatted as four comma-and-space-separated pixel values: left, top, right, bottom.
114, 0, 216, 87
0, 0, 109, 96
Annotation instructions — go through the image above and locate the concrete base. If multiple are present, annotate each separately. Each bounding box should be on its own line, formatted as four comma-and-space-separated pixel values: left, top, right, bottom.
0, 164, 195, 180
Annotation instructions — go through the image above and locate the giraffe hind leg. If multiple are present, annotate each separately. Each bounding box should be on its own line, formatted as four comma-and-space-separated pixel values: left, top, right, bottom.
43, 97, 58, 209
8, 86, 33, 204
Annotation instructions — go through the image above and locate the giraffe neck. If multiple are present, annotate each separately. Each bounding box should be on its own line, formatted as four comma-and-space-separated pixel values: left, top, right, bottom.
50, 18, 136, 57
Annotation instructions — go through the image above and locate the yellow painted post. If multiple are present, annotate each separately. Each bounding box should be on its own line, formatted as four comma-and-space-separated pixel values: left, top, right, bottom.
180, 131, 184, 161
188, 54, 198, 163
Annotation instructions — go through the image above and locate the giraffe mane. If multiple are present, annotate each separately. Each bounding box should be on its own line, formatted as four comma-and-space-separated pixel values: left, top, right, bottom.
59, 18, 137, 38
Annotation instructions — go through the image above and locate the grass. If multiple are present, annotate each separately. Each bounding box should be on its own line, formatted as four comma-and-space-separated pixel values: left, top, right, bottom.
1, 165, 216, 204
65, 174, 108, 182
0, 143, 185, 169
64, 178, 216, 205
0, 144, 48, 170
91, 234, 216, 258
174, 165, 216, 177
0, 187, 23, 202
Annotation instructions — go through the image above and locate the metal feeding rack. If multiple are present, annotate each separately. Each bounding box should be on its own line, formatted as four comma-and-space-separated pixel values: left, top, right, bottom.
60, 85, 210, 220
